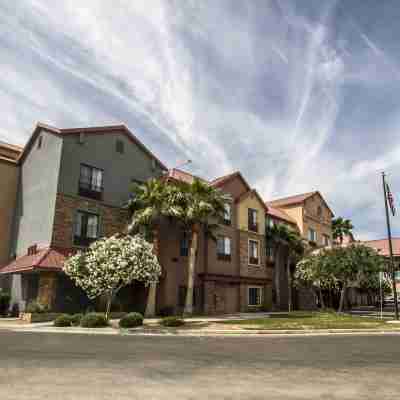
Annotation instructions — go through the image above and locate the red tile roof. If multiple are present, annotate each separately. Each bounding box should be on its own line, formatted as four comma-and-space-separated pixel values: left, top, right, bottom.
267, 206, 297, 225
210, 171, 251, 192
0, 247, 74, 274
166, 168, 207, 184
362, 238, 400, 257
267, 191, 317, 208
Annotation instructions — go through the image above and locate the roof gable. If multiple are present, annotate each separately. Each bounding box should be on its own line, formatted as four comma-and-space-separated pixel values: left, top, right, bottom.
236, 189, 268, 212
267, 190, 334, 217
18, 122, 168, 170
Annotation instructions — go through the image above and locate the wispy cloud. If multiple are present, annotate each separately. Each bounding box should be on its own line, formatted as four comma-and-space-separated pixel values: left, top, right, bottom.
0, 0, 400, 239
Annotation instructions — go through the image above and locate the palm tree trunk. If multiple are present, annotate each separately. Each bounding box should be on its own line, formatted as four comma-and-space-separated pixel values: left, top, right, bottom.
184, 226, 199, 315
287, 256, 292, 312
145, 229, 159, 317
338, 282, 347, 313
319, 287, 326, 310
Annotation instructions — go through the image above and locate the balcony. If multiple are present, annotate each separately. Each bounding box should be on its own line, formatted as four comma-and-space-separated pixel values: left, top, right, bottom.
249, 256, 259, 265
248, 223, 258, 233
79, 181, 103, 201
73, 235, 97, 247
217, 253, 231, 262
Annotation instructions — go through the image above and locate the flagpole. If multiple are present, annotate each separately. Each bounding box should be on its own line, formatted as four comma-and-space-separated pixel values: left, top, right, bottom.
382, 172, 399, 320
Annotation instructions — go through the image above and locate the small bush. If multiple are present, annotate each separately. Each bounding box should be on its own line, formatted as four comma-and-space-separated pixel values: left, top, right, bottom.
159, 306, 175, 317
70, 314, 83, 326
54, 314, 72, 327
26, 300, 49, 314
160, 316, 185, 327
80, 313, 108, 328
119, 312, 143, 328
0, 292, 11, 316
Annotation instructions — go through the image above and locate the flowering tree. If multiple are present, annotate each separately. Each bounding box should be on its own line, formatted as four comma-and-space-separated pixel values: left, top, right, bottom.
63, 235, 162, 320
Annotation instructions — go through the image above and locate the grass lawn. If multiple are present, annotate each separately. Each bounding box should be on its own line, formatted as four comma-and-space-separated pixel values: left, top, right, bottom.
218, 311, 395, 330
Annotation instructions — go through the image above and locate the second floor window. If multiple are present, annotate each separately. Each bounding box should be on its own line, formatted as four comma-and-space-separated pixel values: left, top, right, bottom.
74, 211, 99, 247
223, 203, 232, 225
249, 239, 259, 265
217, 237, 231, 261
79, 164, 104, 200
308, 228, 317, 243
180, 231, 189, 257
248, 208, 258, 232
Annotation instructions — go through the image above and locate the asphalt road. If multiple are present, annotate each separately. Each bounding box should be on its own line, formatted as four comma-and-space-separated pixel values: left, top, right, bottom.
1, 331, 400, 399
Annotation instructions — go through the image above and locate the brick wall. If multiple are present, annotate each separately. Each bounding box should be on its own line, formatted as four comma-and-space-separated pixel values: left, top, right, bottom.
51, 193, 129, 249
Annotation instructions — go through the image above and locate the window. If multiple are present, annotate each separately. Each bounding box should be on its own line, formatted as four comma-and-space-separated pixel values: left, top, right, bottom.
116, 139, 124, 154
248, 239, 259, 265
248, 287, 263, 306
323, 234, 330, 247
308, 228, 317, 243
37, 136, 43, 149
217, 236, 231, 261
74, 211, 99, 246
180, 231, 189, 257
266, 216, 274, 229
248, 208, 258, 232
79, 164, 104, 200
223, 203, 232, 225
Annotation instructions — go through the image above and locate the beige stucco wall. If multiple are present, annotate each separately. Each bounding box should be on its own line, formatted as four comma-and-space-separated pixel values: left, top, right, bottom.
237, 193, 266, 234
279, 205, 304, 233
276, 194, 333, 245
0, 159, 19, 265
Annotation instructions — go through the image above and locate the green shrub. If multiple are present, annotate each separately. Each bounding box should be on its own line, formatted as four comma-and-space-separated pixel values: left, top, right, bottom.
160, 316, 185, 327
119, 312, 143, 328
70, 314, 83, 326
80, 313, 108, 328
0, 292, 11, 316
26, 300, 49, 314
54, 314, 72, 327
159, 306, 175, 317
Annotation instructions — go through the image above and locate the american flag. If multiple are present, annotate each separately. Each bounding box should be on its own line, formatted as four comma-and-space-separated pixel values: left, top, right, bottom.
386, 183, 396, 216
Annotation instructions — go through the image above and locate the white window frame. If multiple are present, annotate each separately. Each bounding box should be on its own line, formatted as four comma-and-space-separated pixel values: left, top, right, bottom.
217, 236, 231, 256
248, 239, 260, 266
248, 286, 263, 306
308, 228, 316, 242
224, 203, 232, 223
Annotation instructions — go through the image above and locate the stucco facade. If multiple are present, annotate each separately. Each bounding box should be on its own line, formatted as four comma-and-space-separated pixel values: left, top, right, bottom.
0, 144, 21, 266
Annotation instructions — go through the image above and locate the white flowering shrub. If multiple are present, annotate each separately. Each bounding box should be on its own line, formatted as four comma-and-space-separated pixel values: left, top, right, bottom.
63, 234, 162, 319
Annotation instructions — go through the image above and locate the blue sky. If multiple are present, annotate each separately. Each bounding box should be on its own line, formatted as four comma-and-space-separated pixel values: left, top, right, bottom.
1, 0, 400, 240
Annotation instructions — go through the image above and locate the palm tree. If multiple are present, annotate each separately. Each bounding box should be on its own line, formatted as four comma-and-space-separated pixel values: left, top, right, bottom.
285, 231, 306, 312
129, 177, 229, 316
332, 217, 354, 245
128, 179, 169, 317
167, 179, 229, 315
266, 224, 293, 309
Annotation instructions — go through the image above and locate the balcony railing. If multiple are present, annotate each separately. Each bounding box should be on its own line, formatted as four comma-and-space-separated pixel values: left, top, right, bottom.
249, 256, 259, 265
248, 222, 258, 233
217, 253, 231, 262
79, 181, 103, 200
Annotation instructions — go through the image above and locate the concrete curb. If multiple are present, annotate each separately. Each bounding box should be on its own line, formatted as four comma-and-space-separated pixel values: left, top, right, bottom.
2, 325, 400, 337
